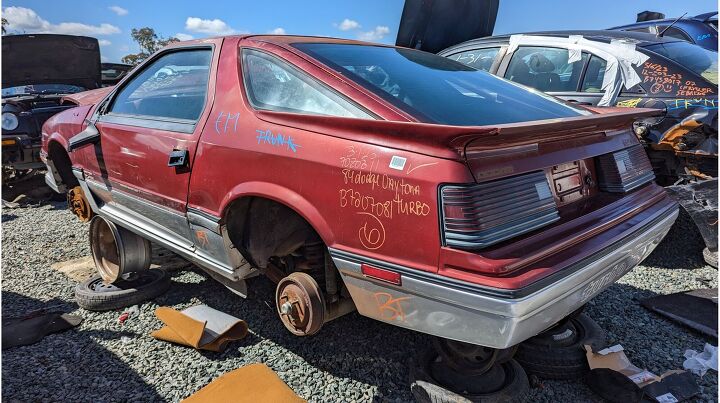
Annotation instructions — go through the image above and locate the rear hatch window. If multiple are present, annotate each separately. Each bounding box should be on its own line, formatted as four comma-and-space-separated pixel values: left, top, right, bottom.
294, 43, 588, 126
644, 41, 718, 85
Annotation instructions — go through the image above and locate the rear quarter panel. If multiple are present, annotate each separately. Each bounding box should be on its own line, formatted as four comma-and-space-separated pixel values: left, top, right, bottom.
187, 40, 473, 273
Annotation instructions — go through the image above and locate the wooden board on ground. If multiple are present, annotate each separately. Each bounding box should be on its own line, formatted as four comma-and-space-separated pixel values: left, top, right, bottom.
50, 256, 96, 282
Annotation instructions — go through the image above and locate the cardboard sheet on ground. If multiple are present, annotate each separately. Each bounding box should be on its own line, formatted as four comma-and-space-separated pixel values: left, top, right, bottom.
641, 288, 718, 338
585, 345, 699, 402
182, 363, 305, 403
151, 305, 248, 352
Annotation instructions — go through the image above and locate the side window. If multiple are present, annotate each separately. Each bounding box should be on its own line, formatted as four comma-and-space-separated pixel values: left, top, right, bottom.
505, 47, 588, 92
657, 26, 691, 41
109, 49, 212, 121
448, 47, 501, 71
581, 55, 607, 93
242, 49, 372, 119
625, 27, 652, 34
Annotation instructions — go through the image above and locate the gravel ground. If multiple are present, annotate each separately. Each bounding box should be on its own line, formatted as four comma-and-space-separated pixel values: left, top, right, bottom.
2, 195, 717, 402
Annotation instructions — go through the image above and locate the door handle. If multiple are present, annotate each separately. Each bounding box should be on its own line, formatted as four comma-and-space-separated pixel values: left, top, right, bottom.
167, 149, 189, 167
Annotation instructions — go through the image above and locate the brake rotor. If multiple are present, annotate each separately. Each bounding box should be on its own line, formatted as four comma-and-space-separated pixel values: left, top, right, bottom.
67, 185, 93, 222
275, 272, 325, 336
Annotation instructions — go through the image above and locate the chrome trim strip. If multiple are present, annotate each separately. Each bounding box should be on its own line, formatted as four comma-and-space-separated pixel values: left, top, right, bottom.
330, 203, 677, 348
98, 113, 196, 134
74, 169, 237, 280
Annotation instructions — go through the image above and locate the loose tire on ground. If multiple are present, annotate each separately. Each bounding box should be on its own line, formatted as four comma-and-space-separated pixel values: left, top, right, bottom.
514, 313, 605, 380
75, 269, 171, 311
410, 348, 529, 403
703, 247, 717, 268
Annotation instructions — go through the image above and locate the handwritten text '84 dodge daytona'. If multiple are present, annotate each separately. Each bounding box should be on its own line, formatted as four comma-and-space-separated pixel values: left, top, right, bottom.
41, 35, 677, 387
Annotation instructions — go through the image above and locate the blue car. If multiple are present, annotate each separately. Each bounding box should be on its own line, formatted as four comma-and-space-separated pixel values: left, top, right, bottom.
610, 12, 718, 51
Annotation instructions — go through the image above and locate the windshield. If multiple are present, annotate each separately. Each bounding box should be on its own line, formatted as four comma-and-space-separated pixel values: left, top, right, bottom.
293, 43, 587, 126
645, 42, 718, 85
1, 84, 86, 97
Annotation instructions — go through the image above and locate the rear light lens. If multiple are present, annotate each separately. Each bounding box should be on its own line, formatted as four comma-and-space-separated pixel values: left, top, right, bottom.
440, 171, 560, 250
596, 145, 655, 192
361, 264, 401, 285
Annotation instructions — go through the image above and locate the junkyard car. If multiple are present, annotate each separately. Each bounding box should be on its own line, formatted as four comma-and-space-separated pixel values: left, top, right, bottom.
610, 12, 718, 51
435, 30, 718, 265
439, 31, 718, 185
2, 34, 101, 178
101, 63, 133, 87
42, 35, 678, 397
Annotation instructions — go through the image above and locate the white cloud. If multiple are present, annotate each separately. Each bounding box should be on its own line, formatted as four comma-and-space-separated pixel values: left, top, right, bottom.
101, 55, 110, 62
336, 18, 360, 31
3, 6, 120, 36
185, 17, 236, 35
98, 39, 112, 46
358, 26, 389, 41
108, 6, 128, 16
268, 27, 286, 35
174, 33, 194, 41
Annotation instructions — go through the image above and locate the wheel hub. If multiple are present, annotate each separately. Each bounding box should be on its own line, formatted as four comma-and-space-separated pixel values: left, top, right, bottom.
427, 338, 520, 395
275, 272, 325, 336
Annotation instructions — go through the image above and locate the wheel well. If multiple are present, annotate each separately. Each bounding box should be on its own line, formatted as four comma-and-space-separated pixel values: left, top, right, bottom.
47, 141, 78, 188
224, 196, 321, 269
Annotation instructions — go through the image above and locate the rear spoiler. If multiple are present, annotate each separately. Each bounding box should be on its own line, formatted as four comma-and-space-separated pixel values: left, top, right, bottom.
256, 108, 662, 160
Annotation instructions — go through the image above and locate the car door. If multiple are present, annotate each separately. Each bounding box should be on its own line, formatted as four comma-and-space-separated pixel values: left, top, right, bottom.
498, 46, 593, 103
83, 44, 218, 249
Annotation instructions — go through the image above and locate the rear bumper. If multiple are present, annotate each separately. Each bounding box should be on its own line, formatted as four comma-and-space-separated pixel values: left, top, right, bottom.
331, 198, 678, 349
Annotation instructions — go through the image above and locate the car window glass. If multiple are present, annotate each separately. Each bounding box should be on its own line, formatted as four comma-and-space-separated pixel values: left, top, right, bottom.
242, 49, 372, 119
294, 43, 587, 127
109, 49, 212, 121
581, 55, 607, 93
657, 26, 690, 41
625, 27, 652, 34
505, 47, 588, 92
448, 48, 500, 71
646, 41, 718, 85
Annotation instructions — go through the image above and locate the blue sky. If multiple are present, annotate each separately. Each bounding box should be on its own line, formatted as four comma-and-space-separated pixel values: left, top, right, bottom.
2, 1, 716, 62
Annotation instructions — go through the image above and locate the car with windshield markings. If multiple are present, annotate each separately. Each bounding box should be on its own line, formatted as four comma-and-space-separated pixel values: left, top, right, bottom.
437, 30, 718, 267
41, 35, 677, 401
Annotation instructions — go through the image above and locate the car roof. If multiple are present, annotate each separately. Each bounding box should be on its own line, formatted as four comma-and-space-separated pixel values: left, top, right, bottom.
473, 30, 683, 46
611, 12, 718, 28
176, 34, 395, 48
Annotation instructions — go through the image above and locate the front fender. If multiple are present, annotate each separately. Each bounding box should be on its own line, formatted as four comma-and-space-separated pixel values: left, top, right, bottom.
219, 181, 336, 246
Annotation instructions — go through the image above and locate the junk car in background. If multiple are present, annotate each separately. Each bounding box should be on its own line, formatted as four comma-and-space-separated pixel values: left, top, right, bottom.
394, 0, 718, 265
611, 11, 718, 51
101, 63, 133, 87
1, 34, 101, 180
41, 33, 677, 401
438, 31, 718, 186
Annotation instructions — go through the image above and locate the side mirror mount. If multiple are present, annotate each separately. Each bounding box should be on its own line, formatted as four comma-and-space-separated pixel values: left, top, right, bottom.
68, 121, 100, 152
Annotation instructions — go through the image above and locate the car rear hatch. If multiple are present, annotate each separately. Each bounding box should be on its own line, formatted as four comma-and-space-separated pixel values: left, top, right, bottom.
437, 108, 672, 287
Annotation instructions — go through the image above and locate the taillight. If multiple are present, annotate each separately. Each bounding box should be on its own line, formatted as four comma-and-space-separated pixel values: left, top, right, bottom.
440, 171, 560, 250
596, 145, 655, 192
